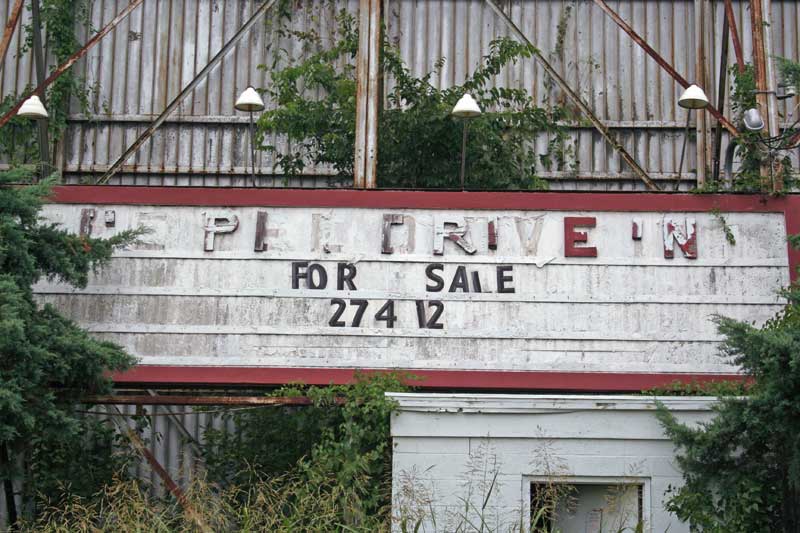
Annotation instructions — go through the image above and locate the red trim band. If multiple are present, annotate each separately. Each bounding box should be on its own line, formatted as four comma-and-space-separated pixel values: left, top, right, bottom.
52, 185, 794, 213
113, 366, 745, 392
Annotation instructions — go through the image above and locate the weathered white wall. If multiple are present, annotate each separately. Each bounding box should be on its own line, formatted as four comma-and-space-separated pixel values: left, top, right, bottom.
35, 202, 788, 374
389, 393, 716, 533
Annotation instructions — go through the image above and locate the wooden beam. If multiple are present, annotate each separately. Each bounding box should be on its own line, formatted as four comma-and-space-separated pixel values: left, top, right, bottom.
354, 0, 381, 189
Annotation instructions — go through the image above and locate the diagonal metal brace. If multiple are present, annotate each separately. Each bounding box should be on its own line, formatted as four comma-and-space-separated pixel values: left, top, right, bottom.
484, 0, 659, 191
97, 0, 280, 185
0, 0, 144, 130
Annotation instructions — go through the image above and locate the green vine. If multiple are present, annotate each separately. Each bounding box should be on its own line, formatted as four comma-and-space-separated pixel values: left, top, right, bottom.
1, 0, 94, 168
257, 6, 572, 189
711, 207, 736, 246
723, 64, 797, 193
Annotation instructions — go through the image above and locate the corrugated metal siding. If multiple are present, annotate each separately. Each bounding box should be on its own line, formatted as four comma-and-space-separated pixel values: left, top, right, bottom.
0, 0, 798, 185
0, 403, 238, 527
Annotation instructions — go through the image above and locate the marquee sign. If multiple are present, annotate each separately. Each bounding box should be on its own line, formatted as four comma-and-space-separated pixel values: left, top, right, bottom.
37, 187, 799, 391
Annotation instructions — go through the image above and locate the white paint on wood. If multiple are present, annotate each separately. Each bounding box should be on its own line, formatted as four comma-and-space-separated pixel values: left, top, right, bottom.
36, 203, 790, 375
389, 394, 715, 533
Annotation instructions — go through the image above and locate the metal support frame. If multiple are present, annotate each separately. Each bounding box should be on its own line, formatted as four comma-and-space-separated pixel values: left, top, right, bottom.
97, 0, 280, 185
106, 405, 211, 532
89, 395, 321, 406
712, 14, 730, 183
760, 0, 782, 191
146, 390, 203, 460
354, 0, 380, 189
694, 0, 709, 185
592, 0, 739, 139
484, 0, 659, 191
0, 0, 24, 74
30, 0, 50, 180
0, 0, 144, 130
723, 0, 746, 74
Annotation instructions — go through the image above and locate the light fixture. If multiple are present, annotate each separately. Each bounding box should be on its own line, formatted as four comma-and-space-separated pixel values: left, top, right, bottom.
678, 84, 709, 109
17, 94, 48, 119
743, 108, 765, 131
452, 94, 482, 190
675, 85, 708, 184
452, 94, 482, 118
235, 86, 265, 113
235, 87, 266, 187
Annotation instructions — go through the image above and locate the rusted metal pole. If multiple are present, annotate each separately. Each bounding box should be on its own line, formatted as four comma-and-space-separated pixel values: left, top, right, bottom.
749, 0, 774, 190
712, 14, 730, 183
591, 0, 739, 138
484, 0, 659, 191
30, 0, 50, 180
87, 395, 319, 406
146, 390, 203, 459
107, 406, 211, 532
97, 0, 279, 185
723, 0, 745, 74
0, 0, 24, 74
761, 0, 781, 191
0, 0, 144, 130
694, 0, 709, 185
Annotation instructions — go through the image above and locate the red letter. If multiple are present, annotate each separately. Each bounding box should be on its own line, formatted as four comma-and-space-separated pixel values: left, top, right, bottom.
564, 217, 597, 257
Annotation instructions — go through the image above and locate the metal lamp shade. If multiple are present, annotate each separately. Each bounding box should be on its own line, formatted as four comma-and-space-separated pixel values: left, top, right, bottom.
234, 87, 265, 112
743, 108, 765, 131
17, 95, 48, 119
678, 84, 709, 109
452, 94, 482, 118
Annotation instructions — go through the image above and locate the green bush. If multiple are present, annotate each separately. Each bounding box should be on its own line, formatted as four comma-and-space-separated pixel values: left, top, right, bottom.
258, 8, 571, 189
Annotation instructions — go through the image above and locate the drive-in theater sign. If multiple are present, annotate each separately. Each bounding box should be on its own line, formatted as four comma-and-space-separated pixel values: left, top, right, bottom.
39, 187, 799, 390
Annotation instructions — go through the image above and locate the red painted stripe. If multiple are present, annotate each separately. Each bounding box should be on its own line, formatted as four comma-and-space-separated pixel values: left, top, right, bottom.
51, 185, 793, 213
113, 366, 745, 392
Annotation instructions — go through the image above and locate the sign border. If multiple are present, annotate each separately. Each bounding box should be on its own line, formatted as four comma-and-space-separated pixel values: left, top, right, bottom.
50, 186, 798, 391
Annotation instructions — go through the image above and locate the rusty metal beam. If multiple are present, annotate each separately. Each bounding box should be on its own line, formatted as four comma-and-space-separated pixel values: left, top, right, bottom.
0, 0, 24, 74
591, 0, 739, 138
484, 0, 660, 191
723, 0, 745, 74
107, 406, 211, 532
87, 395, 319, 406
146, 390, 203, 459
96, 0, 280, 185
30, 0, 50, 180
712, 14, 730, 183
761, 0, 781, 191
0, 0, 144, 130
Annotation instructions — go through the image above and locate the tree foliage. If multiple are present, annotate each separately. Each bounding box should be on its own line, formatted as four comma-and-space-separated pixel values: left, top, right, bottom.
656, 243, 800, 532
0, 168, 141, 520
257, 7, 571, 189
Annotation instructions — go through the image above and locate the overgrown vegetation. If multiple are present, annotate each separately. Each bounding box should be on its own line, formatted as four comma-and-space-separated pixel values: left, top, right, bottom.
0, 168, 142, 526
715, 63, 798, 193
0, 0, 93, 166
656, 237, 800, 532
257, 6, 571, 189
204, 372, 411, 527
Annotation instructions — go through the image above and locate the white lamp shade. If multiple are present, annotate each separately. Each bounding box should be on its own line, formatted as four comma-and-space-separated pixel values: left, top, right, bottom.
235, 87, 265, 112
17, 94, 48, 119
743, 108, 765, 131
452, 94, 482, 118
678, 84, 709, 109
